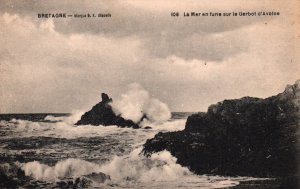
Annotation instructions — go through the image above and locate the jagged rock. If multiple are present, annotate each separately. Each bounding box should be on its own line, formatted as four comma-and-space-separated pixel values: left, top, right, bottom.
75, 93, 139, 128
143, 80, 300, 177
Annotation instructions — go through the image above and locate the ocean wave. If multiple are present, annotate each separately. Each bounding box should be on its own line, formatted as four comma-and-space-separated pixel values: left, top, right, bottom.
22, 158, 101, 181
0, 114, 186, 139
20, 148, 241, 188
44, 115, 65, 122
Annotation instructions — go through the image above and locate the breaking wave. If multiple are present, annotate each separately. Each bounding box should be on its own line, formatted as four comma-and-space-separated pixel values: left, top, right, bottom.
20, 148, 241, 188
22, 159, 99, 181
110, 83, 171, 124
21, 148, 188, 182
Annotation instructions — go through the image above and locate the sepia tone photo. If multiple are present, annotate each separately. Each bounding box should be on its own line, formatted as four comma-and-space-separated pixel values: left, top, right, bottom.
0, 0, 299, 188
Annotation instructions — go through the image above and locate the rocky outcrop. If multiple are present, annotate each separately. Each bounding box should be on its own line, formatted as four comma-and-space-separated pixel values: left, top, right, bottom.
143, 80, 300, 177
75, 93, 139, 128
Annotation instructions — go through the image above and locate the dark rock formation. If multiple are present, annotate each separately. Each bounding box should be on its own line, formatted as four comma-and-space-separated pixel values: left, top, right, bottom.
75, 93, 139, 128
143, 80, 300, 178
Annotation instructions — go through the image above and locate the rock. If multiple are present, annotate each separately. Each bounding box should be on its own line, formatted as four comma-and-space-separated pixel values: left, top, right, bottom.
55, 177, 92, 188
73, 177, 92, 188
143, 80, 300, 177
54, 172, 110, 188
143, 126, 152, 129
0, 163, 31, 188
84, 172, 110, 183
75, 93, 139, 128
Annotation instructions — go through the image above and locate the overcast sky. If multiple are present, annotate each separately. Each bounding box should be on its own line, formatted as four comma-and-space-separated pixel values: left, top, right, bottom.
0, 0, 299, 113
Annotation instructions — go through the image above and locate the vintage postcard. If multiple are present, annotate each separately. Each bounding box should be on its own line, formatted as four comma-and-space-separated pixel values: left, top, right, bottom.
0, 0, 299, 188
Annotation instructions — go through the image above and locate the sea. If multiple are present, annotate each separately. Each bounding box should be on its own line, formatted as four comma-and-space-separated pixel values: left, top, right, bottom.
0, 112, 272, 188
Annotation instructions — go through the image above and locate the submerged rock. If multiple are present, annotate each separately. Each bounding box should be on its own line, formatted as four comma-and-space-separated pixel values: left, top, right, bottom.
55, 172, 110, 188
75, 93, 139, 128
84, 172, 111, 183
55, 177, 92, 188
143, 80, 300, 177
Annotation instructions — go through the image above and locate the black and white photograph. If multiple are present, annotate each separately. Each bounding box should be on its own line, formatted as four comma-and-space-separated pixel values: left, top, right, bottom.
0, 0, 299, 188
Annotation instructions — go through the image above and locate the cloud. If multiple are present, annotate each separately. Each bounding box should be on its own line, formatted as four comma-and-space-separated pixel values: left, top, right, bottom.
0, 0, 299, 113
0, 13, 145, 113
0, 0, 275, 61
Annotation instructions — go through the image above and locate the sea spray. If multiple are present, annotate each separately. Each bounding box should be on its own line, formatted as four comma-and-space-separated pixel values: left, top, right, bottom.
99, 147, 191, 183
110, 83, 171, 124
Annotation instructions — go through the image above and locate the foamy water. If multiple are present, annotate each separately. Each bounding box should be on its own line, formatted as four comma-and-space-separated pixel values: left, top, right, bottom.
0, 113, 256, 188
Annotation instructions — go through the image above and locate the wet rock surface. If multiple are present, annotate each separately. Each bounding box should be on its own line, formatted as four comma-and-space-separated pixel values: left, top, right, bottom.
143, 80, 300, 178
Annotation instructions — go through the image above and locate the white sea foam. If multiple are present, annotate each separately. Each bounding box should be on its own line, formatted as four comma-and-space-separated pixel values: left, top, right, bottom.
44, 110, 85, 124
141, 119, 186, 131
4, 118, 126, 139
44, 115, 64, 122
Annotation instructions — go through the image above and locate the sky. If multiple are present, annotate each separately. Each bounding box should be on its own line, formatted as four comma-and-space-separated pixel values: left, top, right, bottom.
0, 0, 299, 113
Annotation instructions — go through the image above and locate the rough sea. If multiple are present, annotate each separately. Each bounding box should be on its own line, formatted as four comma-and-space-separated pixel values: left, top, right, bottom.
0, 113, 266, 188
